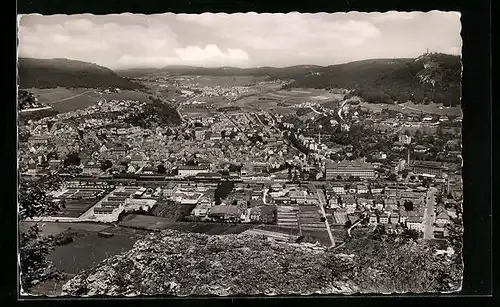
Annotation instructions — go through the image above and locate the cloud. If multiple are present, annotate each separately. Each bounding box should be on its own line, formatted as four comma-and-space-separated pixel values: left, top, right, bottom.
17, 12, 462, 69
175, 44, 249, 64
370, 11, 417, 23
178, 13, 381, 51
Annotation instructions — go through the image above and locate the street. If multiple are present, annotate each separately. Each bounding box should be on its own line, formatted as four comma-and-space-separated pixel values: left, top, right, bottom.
316, 189, 336, 247
423, 187, 437, 240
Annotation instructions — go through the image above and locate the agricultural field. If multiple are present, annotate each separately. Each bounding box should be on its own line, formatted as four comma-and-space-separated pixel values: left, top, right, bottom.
230, 88, 342, 112
359, 101, 462, 117
176, 75, 267, 87
23, 87, 152, 113
119, 214, 178, 230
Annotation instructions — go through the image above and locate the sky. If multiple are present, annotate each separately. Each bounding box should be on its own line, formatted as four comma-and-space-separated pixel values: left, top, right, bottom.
18, 11, 462, 70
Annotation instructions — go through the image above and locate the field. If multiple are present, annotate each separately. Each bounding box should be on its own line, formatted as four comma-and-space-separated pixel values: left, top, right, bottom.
54, 199, 101, 218
176, 75, 267, 87
47, 227, 148, 274
25, 88, 99, 112
359, 101, 463, 117
23, 87, 152, 113
230, 88, 342, 112
19, 221, 109, 238
258, 224, 347, 246
119, 214, 258, 235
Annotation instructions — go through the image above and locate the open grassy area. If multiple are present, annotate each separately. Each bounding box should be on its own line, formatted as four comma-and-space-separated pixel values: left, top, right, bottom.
119, 214, 258, 235
47, 227, 147, 274
359, 100, 462, 116
23, 88, 151, 113
19, 221, 110, 238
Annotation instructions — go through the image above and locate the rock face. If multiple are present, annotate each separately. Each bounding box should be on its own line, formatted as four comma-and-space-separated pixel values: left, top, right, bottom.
62, 230, 359, 296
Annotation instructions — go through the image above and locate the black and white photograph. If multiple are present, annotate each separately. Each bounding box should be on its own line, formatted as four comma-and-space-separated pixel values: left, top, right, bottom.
17, 11, 464, 296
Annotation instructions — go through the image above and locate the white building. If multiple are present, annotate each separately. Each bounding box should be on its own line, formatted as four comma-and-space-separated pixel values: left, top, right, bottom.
178, 165, 210, 177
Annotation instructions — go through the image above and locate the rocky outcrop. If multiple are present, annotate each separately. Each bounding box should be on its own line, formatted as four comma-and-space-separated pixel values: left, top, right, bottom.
62, 230, 359, 296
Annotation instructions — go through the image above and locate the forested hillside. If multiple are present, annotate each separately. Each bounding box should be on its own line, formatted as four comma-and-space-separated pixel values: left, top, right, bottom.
18, 58, 144, 90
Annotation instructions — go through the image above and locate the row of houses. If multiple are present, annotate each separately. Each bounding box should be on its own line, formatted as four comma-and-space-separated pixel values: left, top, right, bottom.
190, 202, 275, 224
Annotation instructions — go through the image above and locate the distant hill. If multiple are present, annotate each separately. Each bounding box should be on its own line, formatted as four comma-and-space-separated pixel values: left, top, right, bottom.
18, 58, 144, 90
116, 53, 461, 106
285, 54, 461, 106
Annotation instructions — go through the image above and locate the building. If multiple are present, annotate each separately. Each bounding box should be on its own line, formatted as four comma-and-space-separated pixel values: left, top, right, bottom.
178, 165, 210, 177
406, 216, 424, 232
192, 203, 211, 217
210, 132, 222, 141
28, 135, 49, 146
289, 190, 307, 205
208, 204, 241, 222
249, 206, 262, 222
392, 159, 407, 173
194, 128, 206, 141
370, 185, 384, 194
48, 159, 63, 170
414, 145, 428, 154
379, 213, 390, 224
94, 206, 115, 215
398, 134, 412, 145
369, 213, 378, 225
325, 160, 376, 180
412, 160, 443, 177
163, 183, 178, 197
356, 184, 369, 194
435, 207, 451, 226
82, 162, 102, 176
399, 209, 422, 224
129, 152, 149, 168
331, 185, 345, 195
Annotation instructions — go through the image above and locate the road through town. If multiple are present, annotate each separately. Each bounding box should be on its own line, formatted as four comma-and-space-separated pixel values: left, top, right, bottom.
316, 189, 336, 247
423, 187, 437, 239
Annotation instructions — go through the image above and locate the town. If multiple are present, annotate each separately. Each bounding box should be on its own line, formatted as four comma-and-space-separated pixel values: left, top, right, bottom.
19, 78, 463, 248
16, 10, 467, 296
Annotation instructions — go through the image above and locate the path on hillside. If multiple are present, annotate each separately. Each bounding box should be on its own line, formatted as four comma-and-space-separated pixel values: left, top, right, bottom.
49, 90, 93, 104
338, 100, 348, 122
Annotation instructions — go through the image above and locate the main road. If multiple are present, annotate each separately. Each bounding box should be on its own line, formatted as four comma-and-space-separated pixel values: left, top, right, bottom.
423, 186, 437, 240
315, 188, 336, 248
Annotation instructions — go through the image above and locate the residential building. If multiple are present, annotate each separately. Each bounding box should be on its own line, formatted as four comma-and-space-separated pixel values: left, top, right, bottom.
356, 184, 369, 194
28, 135, 49, 146
406, 216, 424, 232
414, 145, 429, 153
82, 162, 101, 176
194, 128, 206, 141
369, 213, 378, 225
379, 213, 390, 224
398, 134, 412, 145
249, 206, 262, 222
435, 207, 451, 226
331, 185, 345, 195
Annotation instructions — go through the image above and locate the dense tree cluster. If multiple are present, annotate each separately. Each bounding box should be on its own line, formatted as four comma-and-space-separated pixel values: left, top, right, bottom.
214, 181, 235, 204
125, 97, 182, 128
18, 180, 61, 291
